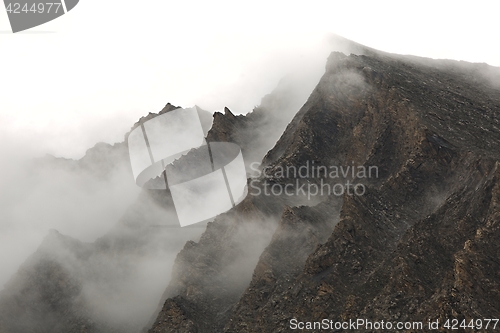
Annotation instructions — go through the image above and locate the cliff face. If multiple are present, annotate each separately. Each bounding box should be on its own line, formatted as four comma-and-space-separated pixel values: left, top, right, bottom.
149, 49, 500, 332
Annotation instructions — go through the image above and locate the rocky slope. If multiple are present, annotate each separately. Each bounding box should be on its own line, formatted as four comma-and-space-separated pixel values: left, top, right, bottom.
149, 44, 500, 332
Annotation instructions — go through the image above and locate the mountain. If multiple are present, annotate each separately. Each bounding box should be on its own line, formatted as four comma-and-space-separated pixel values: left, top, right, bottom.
148, 44, 500, 332
1, 36, 500, 333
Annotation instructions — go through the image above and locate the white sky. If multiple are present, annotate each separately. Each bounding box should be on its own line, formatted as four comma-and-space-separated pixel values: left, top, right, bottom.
0, 0, 499, 159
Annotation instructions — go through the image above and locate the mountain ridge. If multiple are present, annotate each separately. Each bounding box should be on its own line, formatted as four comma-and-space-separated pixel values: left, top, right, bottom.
148, 42, 500, 333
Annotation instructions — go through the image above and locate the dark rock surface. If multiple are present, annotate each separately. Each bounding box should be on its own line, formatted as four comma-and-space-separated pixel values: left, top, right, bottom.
149, 44, 500, 332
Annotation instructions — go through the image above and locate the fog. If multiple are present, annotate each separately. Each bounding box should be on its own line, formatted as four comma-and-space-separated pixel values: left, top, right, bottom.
0, 134, 211, 331
0, 31, 346, 294
0, 56, 327, 330
1, 1, 499, 160
0, 138, 136, 284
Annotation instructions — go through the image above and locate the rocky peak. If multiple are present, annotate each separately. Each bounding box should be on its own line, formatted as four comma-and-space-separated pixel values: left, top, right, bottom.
159, 103, 181, 114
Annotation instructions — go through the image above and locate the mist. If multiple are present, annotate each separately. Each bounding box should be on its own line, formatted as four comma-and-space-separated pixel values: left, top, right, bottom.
0, 135, 136, 285
0, 31, 348, 293
2, 0, 499, 160
0, 131, 210, 331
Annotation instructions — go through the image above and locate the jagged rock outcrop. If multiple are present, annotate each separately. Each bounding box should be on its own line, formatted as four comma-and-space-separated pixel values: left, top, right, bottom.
207, 72, 319, 170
